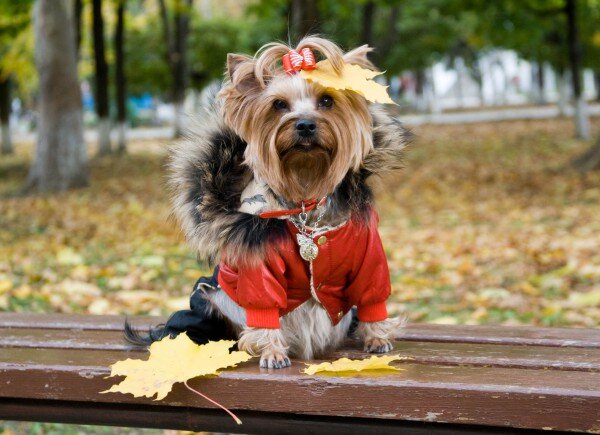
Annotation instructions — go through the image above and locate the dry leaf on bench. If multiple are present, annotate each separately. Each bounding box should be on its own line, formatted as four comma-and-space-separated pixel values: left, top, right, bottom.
303, 354, 404, 375
101, 335, 251, 400
300, 59, 395, 105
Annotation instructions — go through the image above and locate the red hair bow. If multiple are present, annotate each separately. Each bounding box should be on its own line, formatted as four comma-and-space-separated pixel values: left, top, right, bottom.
282, 48, 317, 75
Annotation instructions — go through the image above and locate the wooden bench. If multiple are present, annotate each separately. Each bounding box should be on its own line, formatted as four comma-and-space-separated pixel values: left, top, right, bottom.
1, 312, 599, 434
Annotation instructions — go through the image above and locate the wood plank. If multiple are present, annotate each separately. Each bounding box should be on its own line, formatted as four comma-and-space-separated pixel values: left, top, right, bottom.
0, 328, 138, 351
1, 313, 598, 348
1, 347, 599, 432
401, 323, 600, 348
2, 328, 600, 372
0, 398, 564, 434
0, 312, 163, 331
2, 347, 600, 391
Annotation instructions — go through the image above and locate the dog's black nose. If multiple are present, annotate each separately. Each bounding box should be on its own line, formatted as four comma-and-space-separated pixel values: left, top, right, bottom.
296, 119, 317, 137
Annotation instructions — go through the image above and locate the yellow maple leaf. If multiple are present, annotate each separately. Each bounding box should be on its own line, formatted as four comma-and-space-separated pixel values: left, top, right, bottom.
300, 59, 396, 105
101, 335, 252, 400
303, 355, 404, 375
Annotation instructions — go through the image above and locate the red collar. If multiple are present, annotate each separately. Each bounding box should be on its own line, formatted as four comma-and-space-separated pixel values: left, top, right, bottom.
259, 197, 327, 219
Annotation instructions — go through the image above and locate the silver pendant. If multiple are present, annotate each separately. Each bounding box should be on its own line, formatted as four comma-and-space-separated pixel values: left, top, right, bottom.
297, 234, 318, 261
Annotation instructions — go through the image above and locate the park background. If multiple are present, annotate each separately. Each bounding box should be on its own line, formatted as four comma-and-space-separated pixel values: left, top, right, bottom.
1, 0, 600, 347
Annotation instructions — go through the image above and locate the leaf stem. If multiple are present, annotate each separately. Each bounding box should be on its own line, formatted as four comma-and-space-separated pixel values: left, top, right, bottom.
183, 380, 242, 425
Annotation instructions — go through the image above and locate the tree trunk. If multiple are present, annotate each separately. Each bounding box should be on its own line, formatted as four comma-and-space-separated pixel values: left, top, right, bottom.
0, 76, 12, 155
426, 67, 441, 114
361, 1, 375, 47
380, 6, 399, 58
533, 61, 546, 104
27, 0, 88, 192
171, 0, 192, 138
557, 68, 569, 116
537, 61, 546, 104
565, 0, 590, 139
594, 70, 600, 101
415, 69, 426, 112
471, 60, 484, 107
158, 0, 191, 138
92, 0, 111, 154
456, 58, 466, 108
74, 0, 83, 59
290, 0, 319, 41
114, 0, 126, 152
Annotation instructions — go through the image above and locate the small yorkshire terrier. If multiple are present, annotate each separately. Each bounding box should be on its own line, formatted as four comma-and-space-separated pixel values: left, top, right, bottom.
126, 36, 410, 369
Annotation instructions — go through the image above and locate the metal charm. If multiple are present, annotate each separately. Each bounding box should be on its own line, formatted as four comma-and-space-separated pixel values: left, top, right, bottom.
297, 234, 318, 261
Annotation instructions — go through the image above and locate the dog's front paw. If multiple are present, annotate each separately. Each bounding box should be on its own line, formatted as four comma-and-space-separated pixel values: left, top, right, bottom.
259, 350, 291, 369
364, 337, 393, 354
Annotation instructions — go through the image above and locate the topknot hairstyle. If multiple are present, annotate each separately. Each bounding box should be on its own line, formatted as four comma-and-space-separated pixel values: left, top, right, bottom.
227, 36, 376, 93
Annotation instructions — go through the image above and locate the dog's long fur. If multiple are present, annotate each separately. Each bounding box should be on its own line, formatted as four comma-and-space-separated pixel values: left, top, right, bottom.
131, 37, 411, 365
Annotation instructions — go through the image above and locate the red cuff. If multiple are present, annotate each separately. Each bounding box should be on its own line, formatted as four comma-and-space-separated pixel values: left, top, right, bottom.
246, 308, 281, 329
357, 301, 388, 323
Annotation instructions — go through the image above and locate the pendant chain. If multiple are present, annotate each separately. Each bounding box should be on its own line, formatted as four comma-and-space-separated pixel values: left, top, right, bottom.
289, 198, 327, 262
290, 198, 326, 238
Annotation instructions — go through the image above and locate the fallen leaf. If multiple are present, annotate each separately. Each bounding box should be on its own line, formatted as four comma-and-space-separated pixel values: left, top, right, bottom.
0, 279, 13, 294
568, 289, 600, 307
431, 315, 459, 325
303, 355, 404, 375
56, 247, 84, 266
102, 335, 251, 400
87, 298, 111, 315
300, 59, 395, 104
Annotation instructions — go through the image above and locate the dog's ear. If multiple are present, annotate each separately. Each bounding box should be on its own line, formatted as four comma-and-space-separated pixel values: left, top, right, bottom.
343, 45, 376, 71
226, 53, 248, 80
227, 53, 261, 94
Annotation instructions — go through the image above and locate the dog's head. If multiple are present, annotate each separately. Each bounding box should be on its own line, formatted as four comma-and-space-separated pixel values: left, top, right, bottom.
218, 37, 376, 203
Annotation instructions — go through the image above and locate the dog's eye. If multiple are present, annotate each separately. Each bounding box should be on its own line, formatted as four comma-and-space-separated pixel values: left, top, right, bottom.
273, 99, 288, 111
318, 95, 334, 108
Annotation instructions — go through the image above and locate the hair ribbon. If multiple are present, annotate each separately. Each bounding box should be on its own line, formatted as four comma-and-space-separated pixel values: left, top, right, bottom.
282, 48, 317, 75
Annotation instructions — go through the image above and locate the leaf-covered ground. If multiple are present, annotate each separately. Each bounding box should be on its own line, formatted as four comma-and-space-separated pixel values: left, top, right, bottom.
1, 117, 599, 327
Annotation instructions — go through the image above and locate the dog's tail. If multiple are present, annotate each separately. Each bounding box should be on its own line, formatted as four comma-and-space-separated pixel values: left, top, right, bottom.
123, 318, 169, 347
123, 269, 238, 347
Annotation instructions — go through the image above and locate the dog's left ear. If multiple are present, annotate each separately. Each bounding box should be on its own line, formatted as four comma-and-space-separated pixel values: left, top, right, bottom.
227, 53, 261, 94
343, 45, 376, 71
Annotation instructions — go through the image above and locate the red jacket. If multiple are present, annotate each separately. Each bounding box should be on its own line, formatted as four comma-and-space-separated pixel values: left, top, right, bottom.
217, 209, 391, 329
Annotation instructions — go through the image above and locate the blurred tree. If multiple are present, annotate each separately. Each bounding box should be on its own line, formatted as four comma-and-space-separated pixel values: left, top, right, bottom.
74, 0, 83, 59
0, 77, 11, 155
0, 0, 34, 155
125, 12, 170, 97
114, 0, 127, 152
316, 0, 470, 80
361, 1, 375, 47
158, 0, 192, 138
355, 0, 400, 68
450, 0, 598, 137
27, 0, 88, 192
187, 18, 255, 90
291, 0, 320, 40
92, 0, 112, 154
245, 0, 288, 44
566, 0, 590, 139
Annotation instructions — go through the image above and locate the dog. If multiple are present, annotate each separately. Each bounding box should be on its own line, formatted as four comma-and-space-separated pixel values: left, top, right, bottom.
125, 36, 410, 369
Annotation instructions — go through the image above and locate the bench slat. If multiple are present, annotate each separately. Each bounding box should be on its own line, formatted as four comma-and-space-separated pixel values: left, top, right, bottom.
1, 398, 503, 435
401, 323, 600, 348
2, 347, 600, 391
1, 347, 599, 432
1, 313, 598, 348
0, 313, 162, 331
2, 328, 600, 372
